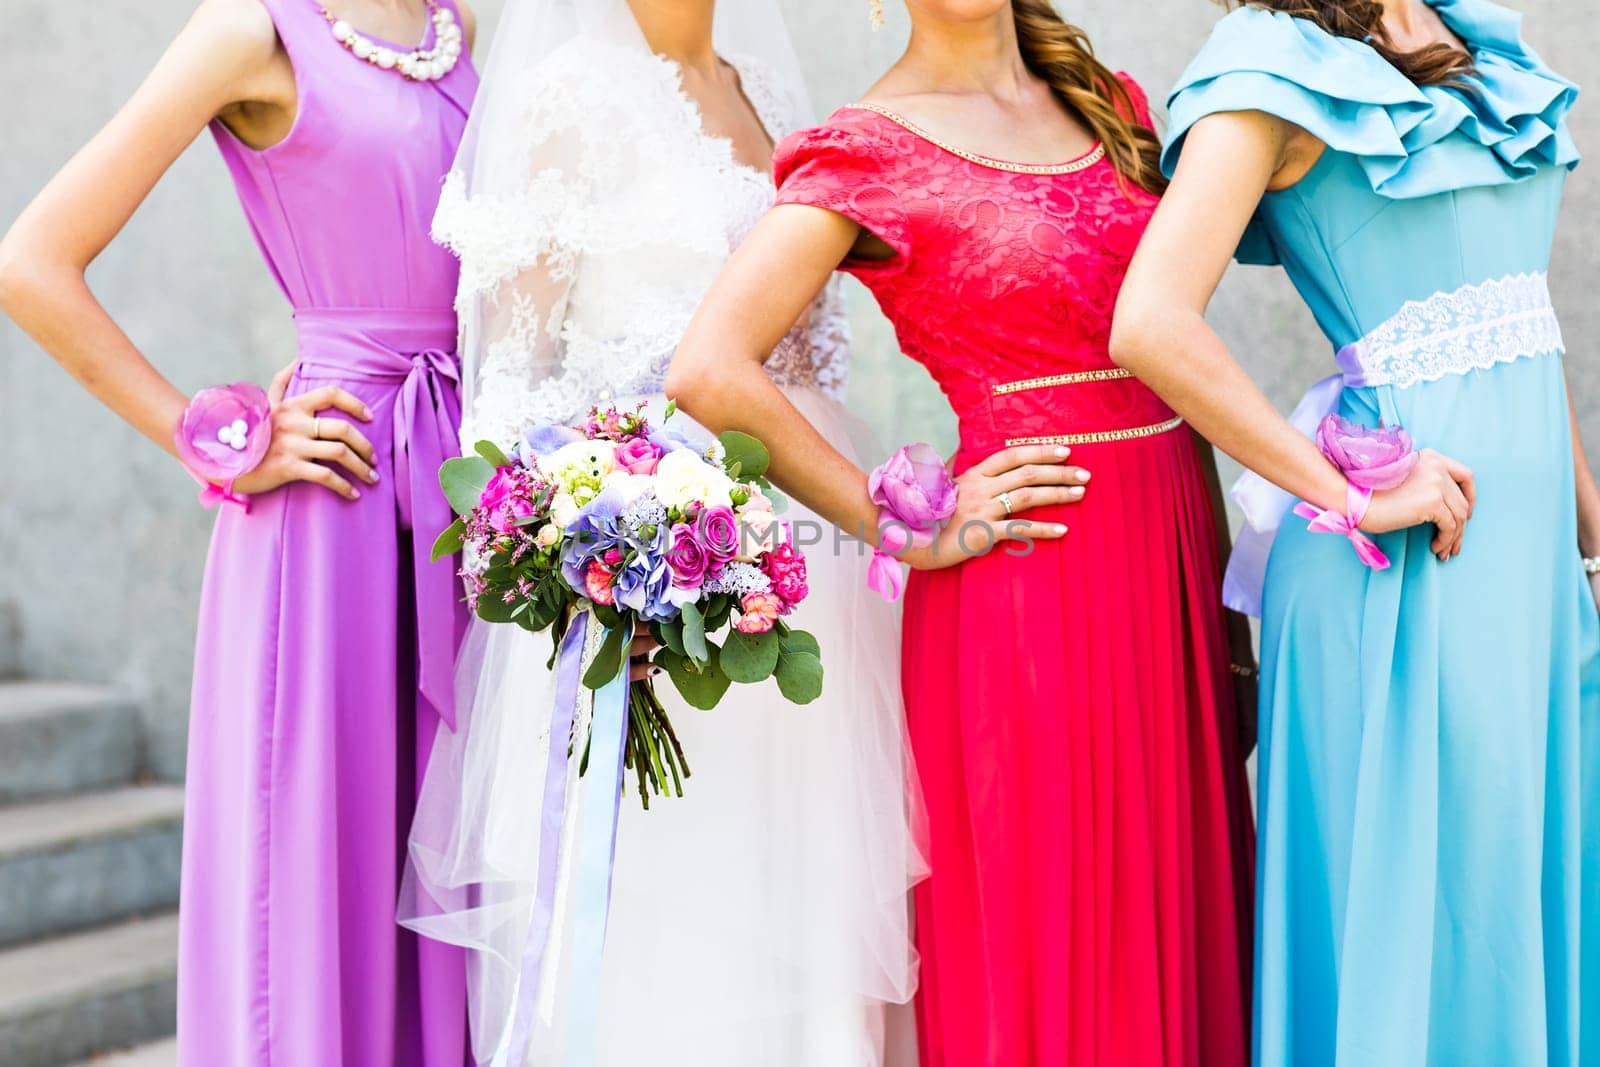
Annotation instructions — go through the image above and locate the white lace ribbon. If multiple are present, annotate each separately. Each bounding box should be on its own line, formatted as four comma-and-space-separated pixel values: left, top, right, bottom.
1224, 273, 1565, 616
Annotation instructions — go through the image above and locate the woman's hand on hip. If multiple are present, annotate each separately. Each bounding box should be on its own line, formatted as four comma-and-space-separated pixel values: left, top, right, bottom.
904, 444, 1089, 571
231, 363, 380, 500
1359, 449, 1476, 562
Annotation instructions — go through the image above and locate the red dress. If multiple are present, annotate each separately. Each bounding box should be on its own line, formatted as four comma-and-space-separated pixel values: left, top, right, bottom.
773, 77, 1254, 1067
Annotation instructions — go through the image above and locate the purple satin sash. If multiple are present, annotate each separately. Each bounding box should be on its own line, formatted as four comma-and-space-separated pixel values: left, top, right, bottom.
293, 306, 464, 728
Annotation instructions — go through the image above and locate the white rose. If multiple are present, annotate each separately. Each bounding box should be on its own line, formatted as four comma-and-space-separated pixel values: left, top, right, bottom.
550, 492, 580, 528
602, 471, 654, 503
654, 449, 734, 509
535, 523, 561, 549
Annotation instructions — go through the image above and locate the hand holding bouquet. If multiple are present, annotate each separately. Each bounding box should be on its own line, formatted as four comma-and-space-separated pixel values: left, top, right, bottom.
433, 402, 823, 807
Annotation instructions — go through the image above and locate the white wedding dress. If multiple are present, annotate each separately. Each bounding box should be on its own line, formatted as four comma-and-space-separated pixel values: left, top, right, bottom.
401, 7, 924, 1066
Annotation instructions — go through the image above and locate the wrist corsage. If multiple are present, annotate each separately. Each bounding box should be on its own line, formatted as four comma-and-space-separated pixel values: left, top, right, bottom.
1293, 414, 1419, 571
173, 383, 272, 511
865, 443, 958, 602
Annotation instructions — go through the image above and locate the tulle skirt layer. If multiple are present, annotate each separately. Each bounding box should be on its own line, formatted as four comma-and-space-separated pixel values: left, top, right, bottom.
903, 427, 1255, 1067
402, 388, 926, 1067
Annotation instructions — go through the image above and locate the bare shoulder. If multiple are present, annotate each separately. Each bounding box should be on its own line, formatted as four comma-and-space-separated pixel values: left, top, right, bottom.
455, 0, 478, 52
186, 0, 283, 68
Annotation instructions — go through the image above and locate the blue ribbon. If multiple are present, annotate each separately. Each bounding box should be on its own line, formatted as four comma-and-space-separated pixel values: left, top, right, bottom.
563, 650, 630, 1065
500, 616, 589, 1066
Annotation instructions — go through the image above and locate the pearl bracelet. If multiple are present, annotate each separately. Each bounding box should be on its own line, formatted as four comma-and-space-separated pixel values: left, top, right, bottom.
1584, 556, 1600, 577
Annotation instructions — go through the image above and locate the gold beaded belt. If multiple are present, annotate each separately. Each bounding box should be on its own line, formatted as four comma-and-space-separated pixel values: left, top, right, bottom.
992, 370, 1185, 447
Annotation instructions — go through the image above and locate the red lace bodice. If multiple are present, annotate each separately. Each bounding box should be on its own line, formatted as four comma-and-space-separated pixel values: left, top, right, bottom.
773, 74, 1177, 465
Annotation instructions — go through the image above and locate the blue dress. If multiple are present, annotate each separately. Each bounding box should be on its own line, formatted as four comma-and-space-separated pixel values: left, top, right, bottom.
1165, 2, 1599, 1064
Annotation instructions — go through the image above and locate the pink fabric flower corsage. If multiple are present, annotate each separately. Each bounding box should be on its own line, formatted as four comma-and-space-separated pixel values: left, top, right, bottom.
1316, 414, 1418, 490
1296, 415, 1420, 570
866, 443, 959, 602
172, 383, 272, 511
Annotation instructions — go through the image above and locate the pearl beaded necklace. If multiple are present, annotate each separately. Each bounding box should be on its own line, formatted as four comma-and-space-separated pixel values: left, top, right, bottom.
319, 1, 463, 82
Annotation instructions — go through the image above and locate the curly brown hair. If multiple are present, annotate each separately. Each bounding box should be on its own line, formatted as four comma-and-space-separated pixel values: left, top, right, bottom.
1232, 0, 1475, 86
1011, 0, 1168, 194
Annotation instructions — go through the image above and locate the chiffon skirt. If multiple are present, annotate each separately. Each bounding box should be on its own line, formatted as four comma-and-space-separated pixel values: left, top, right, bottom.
1256, 352, 1600, 1066
402, 387, 926, 1067
902, 427, 1255, 1067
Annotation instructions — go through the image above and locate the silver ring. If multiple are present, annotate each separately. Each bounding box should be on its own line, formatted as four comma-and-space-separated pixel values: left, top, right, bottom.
313, 417, 325, 440
997, 491, 1014, 517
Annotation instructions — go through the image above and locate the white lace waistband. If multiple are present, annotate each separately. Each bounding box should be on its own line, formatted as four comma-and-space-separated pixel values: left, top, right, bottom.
1336, 272, 1565, 389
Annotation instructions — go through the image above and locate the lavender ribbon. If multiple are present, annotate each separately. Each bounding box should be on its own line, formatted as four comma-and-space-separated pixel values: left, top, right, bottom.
498, 618, 631, 1067
1222, 374, 1345, 616
501, 616, 589, 1065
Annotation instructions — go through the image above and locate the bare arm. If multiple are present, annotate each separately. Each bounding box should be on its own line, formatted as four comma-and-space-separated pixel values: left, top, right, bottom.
1111, 110, 1474, 560
0, 0, 375, 498
1570, 387, 1600, 559
667, 205, 1083, 569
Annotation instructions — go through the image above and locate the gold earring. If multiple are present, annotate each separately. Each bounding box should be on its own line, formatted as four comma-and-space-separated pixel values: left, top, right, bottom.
869, 0, 885, 30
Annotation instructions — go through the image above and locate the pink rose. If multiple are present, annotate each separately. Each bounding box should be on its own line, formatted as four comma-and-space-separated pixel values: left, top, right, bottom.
585, 559, 617, 605
665, 522, 710, 588
1316, 415, 1419, 491
697, 505, 741, 565
735, 591, 782, 634
615, 437, 664, 476
869, 443, 958, 532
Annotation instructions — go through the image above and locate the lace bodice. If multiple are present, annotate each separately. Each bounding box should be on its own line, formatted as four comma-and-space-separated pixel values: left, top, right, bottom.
773, 74, 1174, 462
435, 39, 848, 449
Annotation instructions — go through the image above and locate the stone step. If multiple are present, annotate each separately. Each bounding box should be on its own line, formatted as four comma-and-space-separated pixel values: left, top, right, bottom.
0, 913, 177, 1067
70, 1037, 177, 1066
0, 684, 142, 804
0, 786, 184, 948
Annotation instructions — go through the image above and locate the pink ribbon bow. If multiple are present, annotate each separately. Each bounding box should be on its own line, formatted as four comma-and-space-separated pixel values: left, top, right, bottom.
1292, 483, 1391, 570
193, 478, 252, 512
868, 522, 918, 602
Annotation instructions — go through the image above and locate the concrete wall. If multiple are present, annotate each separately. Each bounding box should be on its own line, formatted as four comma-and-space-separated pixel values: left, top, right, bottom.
1, 0, 1594, 779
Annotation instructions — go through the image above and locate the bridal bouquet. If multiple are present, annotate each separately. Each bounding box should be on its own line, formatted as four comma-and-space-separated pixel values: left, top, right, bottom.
432, 402, 823, 806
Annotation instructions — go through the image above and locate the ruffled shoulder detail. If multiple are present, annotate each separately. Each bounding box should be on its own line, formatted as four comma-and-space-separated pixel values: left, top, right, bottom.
1162, 0, 1578, 202
773, 113, 913, 274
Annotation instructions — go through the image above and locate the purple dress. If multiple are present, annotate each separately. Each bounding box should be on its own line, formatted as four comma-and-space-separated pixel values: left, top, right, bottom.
179, 1, 477, 1063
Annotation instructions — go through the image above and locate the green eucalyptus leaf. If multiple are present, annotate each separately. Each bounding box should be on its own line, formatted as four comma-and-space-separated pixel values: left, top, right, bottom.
702, 594, 733, 633
777, 628, 821, 659
440, 455, 497, 516
430, 517, 466, 562
583, 619, 634, 690
720, 628, 780, 683
773, 650, 824, 704
474, 440, 513, 469
717, 430, 770, 478
660, 647, 732, 710
681, 602, 709, 663
654, 618, 687, 658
